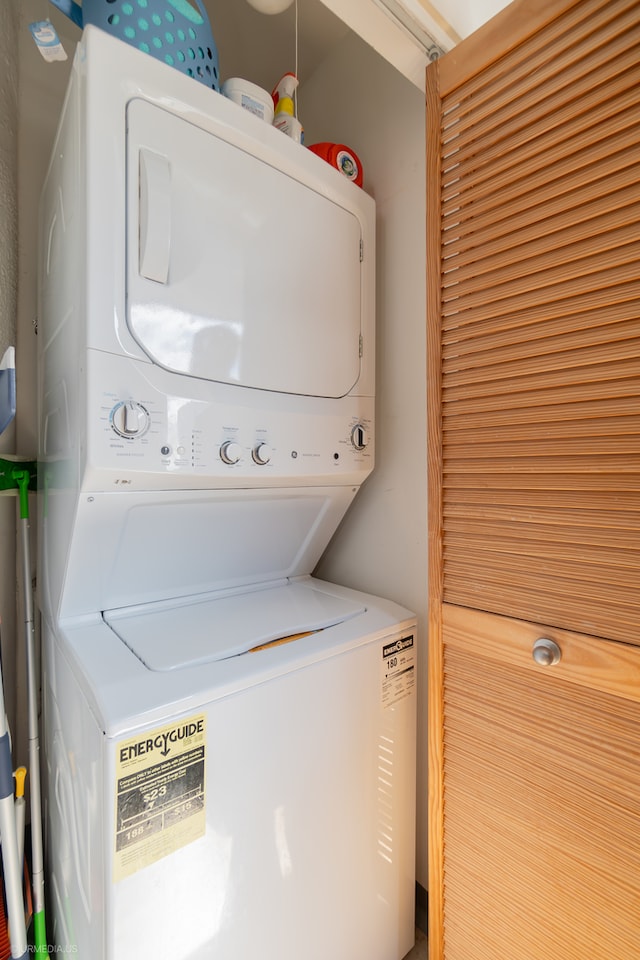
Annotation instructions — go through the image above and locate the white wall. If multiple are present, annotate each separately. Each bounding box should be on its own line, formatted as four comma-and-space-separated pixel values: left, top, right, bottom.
18, 3, 75, 459
433, 0, 512, 38
0, 2, 19, 739
9, 2, 75, 768
0, 6, 18, 358
303, 32, 429, 888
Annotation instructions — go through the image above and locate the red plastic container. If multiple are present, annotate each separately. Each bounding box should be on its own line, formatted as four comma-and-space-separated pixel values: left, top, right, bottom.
307, 142, 364, 188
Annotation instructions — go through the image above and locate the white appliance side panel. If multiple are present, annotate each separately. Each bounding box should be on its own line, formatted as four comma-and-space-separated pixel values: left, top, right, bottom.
42, 619, 105, 958
38, 60, 86, 628
59, 487, 357, 617
104, 627, 417, 960
126, 98, 364, 399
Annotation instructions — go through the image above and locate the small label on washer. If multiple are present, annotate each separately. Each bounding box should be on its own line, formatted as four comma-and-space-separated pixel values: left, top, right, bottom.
381, 635, 416, 709
113, 714, 206, 881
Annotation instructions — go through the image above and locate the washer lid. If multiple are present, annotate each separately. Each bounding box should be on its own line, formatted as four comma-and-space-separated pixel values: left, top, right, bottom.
103, 581, 366, 671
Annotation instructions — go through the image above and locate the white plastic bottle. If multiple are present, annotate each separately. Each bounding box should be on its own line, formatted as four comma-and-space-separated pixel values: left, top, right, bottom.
272, 73, 303, 143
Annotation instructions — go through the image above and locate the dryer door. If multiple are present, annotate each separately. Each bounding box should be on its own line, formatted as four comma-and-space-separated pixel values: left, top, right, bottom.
126, 98, 365, 398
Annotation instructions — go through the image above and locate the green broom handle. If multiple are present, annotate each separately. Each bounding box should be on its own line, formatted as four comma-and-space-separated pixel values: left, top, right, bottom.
13, 469, 48, 955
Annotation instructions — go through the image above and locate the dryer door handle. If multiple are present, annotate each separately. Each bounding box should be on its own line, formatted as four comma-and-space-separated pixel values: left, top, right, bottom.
139, 148, 171, 284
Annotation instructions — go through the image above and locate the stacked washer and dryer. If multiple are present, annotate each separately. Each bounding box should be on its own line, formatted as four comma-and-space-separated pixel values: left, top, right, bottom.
37, 27, 417, 960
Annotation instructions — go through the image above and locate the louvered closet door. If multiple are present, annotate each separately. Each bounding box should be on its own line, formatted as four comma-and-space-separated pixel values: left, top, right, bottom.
430, 0, 640, 646
426, 2, 640, 958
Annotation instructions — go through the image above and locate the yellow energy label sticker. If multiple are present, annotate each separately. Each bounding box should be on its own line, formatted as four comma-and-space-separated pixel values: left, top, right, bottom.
113, 714, 206, 881
381, 635, 416, 709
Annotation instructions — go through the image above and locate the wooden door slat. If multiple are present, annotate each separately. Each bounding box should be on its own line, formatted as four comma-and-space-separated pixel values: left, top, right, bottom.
442, 160, 639, 254
443, 303, 640, 354
443, 208, 640, 289
442, 48, 640, 188
442, 262, 639, 321
441, 128, 639, 222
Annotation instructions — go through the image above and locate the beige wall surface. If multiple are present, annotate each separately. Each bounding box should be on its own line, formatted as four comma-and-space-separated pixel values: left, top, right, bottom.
10, 2, 75, 766
0, 1, 19, 740
18, 2, 76, 458
305, 30, 428, 887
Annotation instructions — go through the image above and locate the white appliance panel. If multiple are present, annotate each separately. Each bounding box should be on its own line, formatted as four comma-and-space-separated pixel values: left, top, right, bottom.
57, 486, 356, 617
86, 349, 374, 490
109, 635, 416, 960
43, 582, 417, 960
42, 619, 105, 956
104, 579, 367, 669
127, 98, 363, 398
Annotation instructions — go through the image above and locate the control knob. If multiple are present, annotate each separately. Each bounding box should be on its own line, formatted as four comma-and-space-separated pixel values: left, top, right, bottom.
111, 401, 150, 439
252, 443, 272, 465
220, 440, 242, 465
351, 423, 368, 451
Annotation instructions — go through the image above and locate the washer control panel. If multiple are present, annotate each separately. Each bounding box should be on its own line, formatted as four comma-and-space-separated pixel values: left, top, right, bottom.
91, 355, 374, 487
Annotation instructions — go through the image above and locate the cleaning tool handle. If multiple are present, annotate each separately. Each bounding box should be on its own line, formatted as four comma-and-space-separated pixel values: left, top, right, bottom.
14, 766, 27, 868
32, 913, 47, 957
0, 736, 28, 958
15, 478, 48, 954
13, 766, 26, 800
0, 734, 15, 799
0, 348, 16, 437
12, 470, 30, 521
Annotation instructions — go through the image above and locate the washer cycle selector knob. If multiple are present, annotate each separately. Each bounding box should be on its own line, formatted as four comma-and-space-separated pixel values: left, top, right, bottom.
111, 401, 150, 439
252, 443, 272, 465
351, 424, 368, 451
220, 440, 242, 465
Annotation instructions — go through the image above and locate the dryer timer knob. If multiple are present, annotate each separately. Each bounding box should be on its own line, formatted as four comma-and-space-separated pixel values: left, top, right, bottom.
351, 424, 368, 451
111, 401, 150, 439
252, 443, 272, 465
220, 441, 242, 465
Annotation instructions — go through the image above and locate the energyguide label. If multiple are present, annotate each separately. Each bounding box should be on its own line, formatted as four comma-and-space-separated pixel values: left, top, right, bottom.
381, 635, 416, 709
113, 714, 206, 881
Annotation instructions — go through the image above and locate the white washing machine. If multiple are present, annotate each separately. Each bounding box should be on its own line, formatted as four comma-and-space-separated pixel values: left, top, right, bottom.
38, 28, 417, 960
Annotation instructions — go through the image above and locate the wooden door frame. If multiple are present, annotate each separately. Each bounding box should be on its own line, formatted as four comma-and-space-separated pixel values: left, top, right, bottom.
425, 54, 445, 958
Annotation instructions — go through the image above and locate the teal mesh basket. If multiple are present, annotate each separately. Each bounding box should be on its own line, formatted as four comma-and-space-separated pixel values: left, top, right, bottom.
49, 0, 220, 92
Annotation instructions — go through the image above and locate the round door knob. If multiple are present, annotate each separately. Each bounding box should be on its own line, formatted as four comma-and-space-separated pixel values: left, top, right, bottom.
219, 440, 242, 465
252, 443, 272, 465
532, 637, 562, 666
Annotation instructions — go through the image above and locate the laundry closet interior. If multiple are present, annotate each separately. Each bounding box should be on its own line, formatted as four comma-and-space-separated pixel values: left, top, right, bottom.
8, 0, 434, 957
